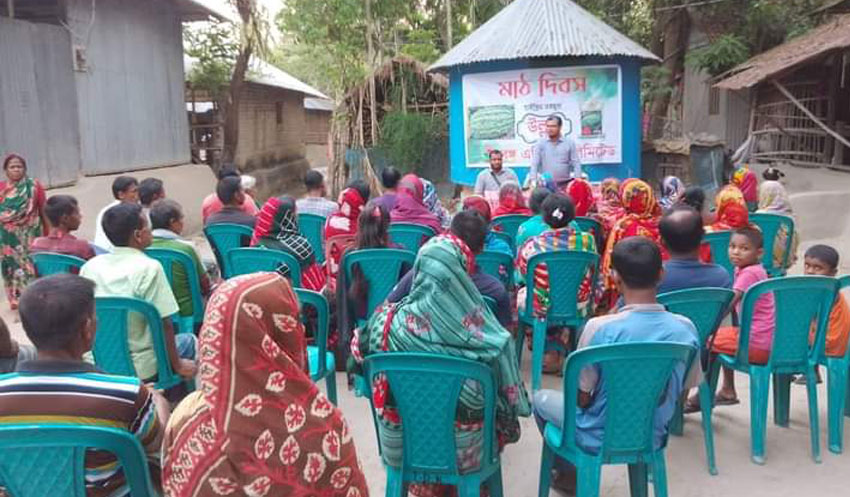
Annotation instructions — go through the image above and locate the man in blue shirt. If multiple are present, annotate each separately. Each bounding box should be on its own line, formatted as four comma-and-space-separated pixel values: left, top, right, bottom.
658, 206, 731, 293
533, 237, 700, 493
528, 116, 582, 186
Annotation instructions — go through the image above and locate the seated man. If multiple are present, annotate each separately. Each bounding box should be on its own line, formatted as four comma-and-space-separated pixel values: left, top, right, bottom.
201, 166, 259, 221
81, 203, 197, 383
149, 199, 212, 323
139, 178, 166, 222
93, 176, 138, 252
533, 237, 700, 493
474, 149, 519, 198
658, 206, 731, 293
0, 274, 170, 495
30, 194, 96, 260
204, 176, 256, 229
372, 166, 402, 212
296, 169, 338, 218
388, 210, 512, 327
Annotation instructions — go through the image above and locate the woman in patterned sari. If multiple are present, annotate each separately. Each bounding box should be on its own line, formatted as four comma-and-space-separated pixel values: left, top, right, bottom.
595, 177, 625, 235
731, 164, 759, 212
350, 234, 530, 497
324, 181, 369, 293
0, 154, 46, 310
758, 180, 799, 270
162, 272, 368, 497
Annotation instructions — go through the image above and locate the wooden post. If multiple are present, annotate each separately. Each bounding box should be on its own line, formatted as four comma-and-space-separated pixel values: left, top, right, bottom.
7, 0, 14, 18
827, 55, 840, 163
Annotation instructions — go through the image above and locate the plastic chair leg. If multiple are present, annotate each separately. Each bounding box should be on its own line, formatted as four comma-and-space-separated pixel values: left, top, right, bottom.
698, 381, 718, 475
826, 358, 848, 454
669, 395, 684, 437
531, 319, 547, 392
749, 368, 770, 465
627, 463, 647, 497
458, 477, 481, 497
576, 462, 601, 497
385, 467, 406, 497
537, 445, 554, 497
516, 324, 526, 369
772, 373, 792, 427
325, 372, 338, 406
804, 368, 822, 463
845, 372, 850, 417
651, 453, 669, 497
487, 468, 504, 497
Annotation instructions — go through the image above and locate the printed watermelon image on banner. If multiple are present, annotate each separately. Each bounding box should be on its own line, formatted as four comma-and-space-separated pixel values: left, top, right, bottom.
462, 65, 622, 168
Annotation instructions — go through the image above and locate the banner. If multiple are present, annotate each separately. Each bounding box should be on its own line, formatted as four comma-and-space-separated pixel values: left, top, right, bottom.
462, 65, 622, 168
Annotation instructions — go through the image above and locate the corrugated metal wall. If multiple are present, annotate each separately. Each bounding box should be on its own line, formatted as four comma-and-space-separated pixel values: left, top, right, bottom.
67, 0, 190, 175
0, 17, 81, 187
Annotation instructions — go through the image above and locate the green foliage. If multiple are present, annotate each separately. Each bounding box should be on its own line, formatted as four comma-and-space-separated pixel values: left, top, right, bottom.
376, 111, 447, 173
184, 23, 240, 98
687, 34, 750, 76
640, 66, 673, 106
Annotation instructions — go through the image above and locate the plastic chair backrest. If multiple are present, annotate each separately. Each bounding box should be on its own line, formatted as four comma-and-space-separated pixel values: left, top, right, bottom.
388, 223, 436, 253
364, 353, 497, 476
0, 424, 156, 497
703, 231, 734, 279
31, 252, 86, 277
488, 230, 515, 253
492, 214, 530, 243
524, 250, 599, 325
476, 250, 514, 288
203, 223, 254, 278
144, 247, 204, 326
91, 296, 183, 391
343, 248, 416, 316
558, 342, 696, 460
574, 216, 602, 239
738, 276, 837, 369
226, 247, 302, 287
749, 213, 795, 277
298, 213, 327, 264
658, 287, 735, 344
295, 288, 329, 377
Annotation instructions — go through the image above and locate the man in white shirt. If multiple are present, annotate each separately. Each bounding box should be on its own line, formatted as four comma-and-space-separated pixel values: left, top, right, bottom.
93, 176, 139, 252
473, 149, 519, 196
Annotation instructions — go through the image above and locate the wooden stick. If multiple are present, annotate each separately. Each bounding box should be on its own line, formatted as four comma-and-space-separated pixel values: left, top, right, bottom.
7, 0, 13, 18
772, 80, 850, 150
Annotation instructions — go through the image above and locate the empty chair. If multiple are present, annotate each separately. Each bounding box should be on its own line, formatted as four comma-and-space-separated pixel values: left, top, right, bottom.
31, 252, 86, 277
342, 248, 416, 325
492, 214, 530, 245
297, 212, 327, 264
748, 213, 795, 277
226, 247, 302, 286
203, 223, 253, 278
703, 231, 734, 279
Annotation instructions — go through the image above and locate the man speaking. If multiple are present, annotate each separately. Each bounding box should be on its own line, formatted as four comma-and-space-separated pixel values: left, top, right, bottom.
527, 115, 581, 188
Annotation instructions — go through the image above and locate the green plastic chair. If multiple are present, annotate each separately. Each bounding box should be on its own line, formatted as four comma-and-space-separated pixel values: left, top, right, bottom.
145, 247, 204, 335
748, 213, 795, 277
703, 231, 734, 279
226, 247, 302, 287
342, 248, 416, 323
298, 213, 327, 264
0, 424, 157, 497
388, 223, 436, 253
295, 289, 337, 405
364, 352, 503, 497
203, 223, 254, 278
476, 250, 514, 289
31, 252, 86, 277
574, 216, 602, 239
538, 342, 697, 497
91, 296, 186, 392
658, 287, 735, 475
518, 250, 599, 391
816, 275, 850, 454
492, 214, 530, 246
710, 276, 837, 464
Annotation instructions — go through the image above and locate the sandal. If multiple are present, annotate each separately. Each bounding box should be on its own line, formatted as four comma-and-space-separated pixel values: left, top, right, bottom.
713, 394, 740, 406
683, 398, 701, 414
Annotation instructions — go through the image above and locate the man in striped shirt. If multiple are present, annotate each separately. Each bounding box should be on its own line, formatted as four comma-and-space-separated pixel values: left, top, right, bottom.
0, 274, 169, 496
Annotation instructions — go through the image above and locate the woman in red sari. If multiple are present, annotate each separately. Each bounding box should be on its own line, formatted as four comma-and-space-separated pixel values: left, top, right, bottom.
596, 177, 625, 235
563, 178, 595, 217
162, 272, 369, 497
324, 180, 369, 293
699, 185, 749, 262
493, 183, 532, 217
390, 174, 442, 234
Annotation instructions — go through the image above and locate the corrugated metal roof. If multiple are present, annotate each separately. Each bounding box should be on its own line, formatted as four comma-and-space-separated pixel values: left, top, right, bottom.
304, 98, 335, 112
714, 15, 850, 90
184, 55, 329, 99
176, 0, 238, 22
429, 0, 659, 72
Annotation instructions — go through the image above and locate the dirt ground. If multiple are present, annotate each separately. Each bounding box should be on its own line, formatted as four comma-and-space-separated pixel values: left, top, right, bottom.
6, 162, 850, 495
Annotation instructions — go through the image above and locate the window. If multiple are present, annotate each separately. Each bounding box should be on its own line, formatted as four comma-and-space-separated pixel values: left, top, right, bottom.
275, 102, 283, 125
709, 87, 720, 116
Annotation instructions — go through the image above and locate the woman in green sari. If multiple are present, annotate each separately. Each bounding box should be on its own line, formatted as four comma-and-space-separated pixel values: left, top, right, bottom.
350, 233, 530, 497
0, 155, 46, 310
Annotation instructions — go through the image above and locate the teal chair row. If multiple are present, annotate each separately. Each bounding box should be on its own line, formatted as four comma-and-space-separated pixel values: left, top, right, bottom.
749, 213, 795, 278
227, 247, 302, 286
145, 247, 205, 335
658, 287, 735, 475
342, 248, 416, 326
31, 252, 86, 277
364, 352, 503, 497
518, 250, 599, 391
476, 250, 514, 289
203, 223, 254, 279
538, 342, 698, 497
295, 289, 337, 405
298, 213, 327, 264
0, 424, 157, 497
388, 223, 436, 254
491, 214, 529, 251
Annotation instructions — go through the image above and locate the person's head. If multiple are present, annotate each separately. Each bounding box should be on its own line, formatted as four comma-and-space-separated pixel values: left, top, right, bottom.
541, 193, 575, 229
462, 195, 492, 223
611, 237, 663, 292
102, 202, 150, 249
2, 154, 27, 182
763, 167, 785, 181
450, 210, 488, 254
19, 274, 96, 357
546, 115, 562, 139
356, 203, 390, 249
44, 195, 82, 232
659, 206, 704, 256
241, 175, 257, 199
488, 149, 503, 172
347, 179, 370, 204
381, 167, 402, 191
217, 164, 240, 180
804, 244, 840, 277
138, 178, 165, 207
303, 170, 326, 196
217, 176, 245, 207
729, 226, 763, 269
149, 198, 185, 235
529, 188, 551, 215
681, 186, 706, 214
111, 176, 139, 203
